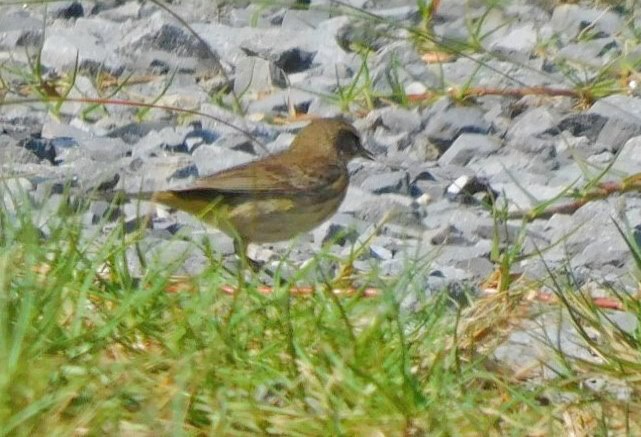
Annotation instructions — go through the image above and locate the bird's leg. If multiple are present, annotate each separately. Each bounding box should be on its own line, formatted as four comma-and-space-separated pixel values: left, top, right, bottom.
233, 239, 263, 273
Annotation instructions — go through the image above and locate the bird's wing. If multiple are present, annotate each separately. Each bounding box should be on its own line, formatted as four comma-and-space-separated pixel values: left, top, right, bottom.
179, 158, 345, 195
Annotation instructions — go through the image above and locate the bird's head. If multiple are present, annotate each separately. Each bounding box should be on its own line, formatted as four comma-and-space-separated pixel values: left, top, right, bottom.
290, 118, 373, 163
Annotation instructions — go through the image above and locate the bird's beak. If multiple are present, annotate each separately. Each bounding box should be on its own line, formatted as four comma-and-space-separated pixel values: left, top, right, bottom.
359, 146, 374, 160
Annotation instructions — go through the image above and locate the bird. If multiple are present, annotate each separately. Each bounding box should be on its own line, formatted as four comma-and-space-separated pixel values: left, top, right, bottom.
137, 118, 372, 266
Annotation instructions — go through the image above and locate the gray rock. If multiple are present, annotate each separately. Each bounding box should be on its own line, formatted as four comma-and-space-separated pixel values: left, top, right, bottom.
131, 127, 189, 158
487, 23, 538, 62
430, 239, 493, 266
551, 4, 623, 39
353, 193, 422, 228
0, 10, 43, 49
18, 137, 57, 164
86, 200, 121, 225
494, 309, 606, 381
557, 38, 619, 68
335, 19, 394, 53
360, 171, 409, 194
338, 186, 380, 213
2, 177, 34, 196
191, 144, 254, 177
0, 134, 40, 165
365, 129, 409, 159
371, 41, 441, 94
506, 106, 559, 142
433, 17, 470, 43
424, 98, 491, 150
556, 113, 607, 142
573, 231, 629, 270
582, 376, 633, 402
197, 229, 236, 257
382, 222, 424, 240
424, 266, 474, 295
586, 151, 614, 165
246, 88, 317, 116
588, 95, 641, 151
150, 216, 181, 236
206, 134, 254, 155
281, 9, 330, 31
183, 125, 219, 153
145, 239, 210, 275
239, 25, 324, 74
72, 136, 129, 163
613, 136, 641, 174
117, 156, 192, 193
438, 133, 501, 166
234, 57, 288, 95
313, 212, 366, 247
237, 3, 287, 28
455, 257, 494, 279
444, 175, 498, 204
97, 1, 143, 22
432, 0, 479, 20
1, 176, 34, 214
53, 1, 84, 19
427, 224, 470, 246
123, 11, 216, 61
40, 24, 123, 75
104, 121, 170, 145
169, 163, 199, 181
369, 244, 393, 261
377, 107, 423, 134
260, 132, 295, 155
543, 199, 628, 272
40, 120, 131, 163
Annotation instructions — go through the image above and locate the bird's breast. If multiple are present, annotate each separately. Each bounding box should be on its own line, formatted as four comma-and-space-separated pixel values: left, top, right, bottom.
226, 170, 349, 242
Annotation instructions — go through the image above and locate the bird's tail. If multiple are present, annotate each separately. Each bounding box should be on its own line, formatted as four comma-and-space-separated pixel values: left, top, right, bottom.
93, 189, 206, 215
89, 188, 156, 204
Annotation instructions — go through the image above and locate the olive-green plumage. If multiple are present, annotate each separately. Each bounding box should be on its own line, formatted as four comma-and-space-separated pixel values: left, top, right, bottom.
149, 118, 371, 256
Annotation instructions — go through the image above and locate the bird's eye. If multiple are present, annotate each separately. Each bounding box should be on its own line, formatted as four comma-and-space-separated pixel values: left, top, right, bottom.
336, 130, 361, 157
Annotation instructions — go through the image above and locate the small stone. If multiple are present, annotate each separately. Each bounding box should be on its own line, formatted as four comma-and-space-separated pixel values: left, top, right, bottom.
588, 95, 641, 151
360, 171, 409, 195
313, 213, 365, 247
506, 107, 558, 143
191, 145, 254, 176
53, 1, 84, 19
582, 376, 633, 402
125, 12, 214, 59
438, 133, 501, 166
378, 107, 422, 134
88, 200, 121, 225
445, 175, 498, 203
19, 137, 57, 164
40, 27, 123, 75
405, 82, 427, 95
557, 38, 619, 68
487, 23, 538, 62
556, 112, 606, 142
234, 56, 287, 95
551, 4, 623, 39
281, 9, 330, 31
429, 225, 468, 245
0, 134, 40, 164
369, 245, 393, 260
424, 98, 491, 150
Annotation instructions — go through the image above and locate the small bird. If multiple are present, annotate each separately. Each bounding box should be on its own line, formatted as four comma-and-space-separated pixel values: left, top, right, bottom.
144, 118, 372, 264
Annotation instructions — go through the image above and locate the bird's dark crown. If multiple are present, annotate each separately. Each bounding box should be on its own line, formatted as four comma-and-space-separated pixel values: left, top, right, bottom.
290, 118, 372, 162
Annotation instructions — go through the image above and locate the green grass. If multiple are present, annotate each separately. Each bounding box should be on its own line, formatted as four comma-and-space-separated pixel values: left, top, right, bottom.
1, 186, 640, 435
